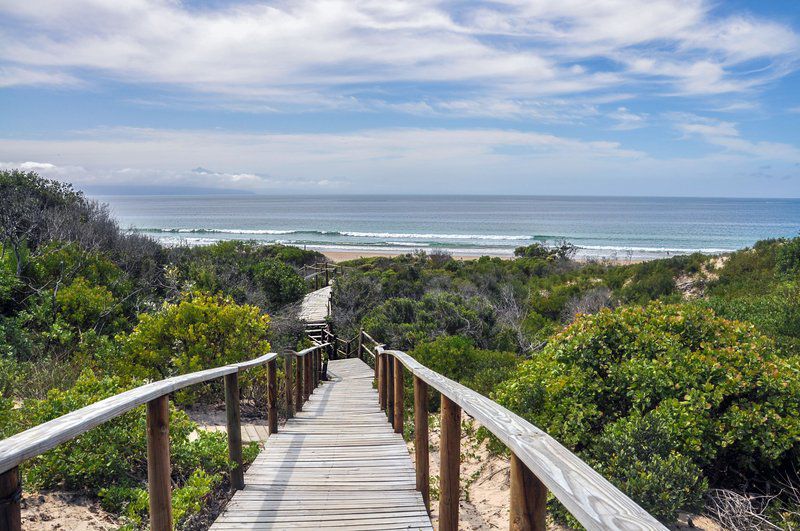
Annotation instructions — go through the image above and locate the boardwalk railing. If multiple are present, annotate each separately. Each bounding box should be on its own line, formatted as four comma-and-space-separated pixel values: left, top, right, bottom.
300, 261, 346, 290
0, 343, 330, 531
370, 345, 668, 531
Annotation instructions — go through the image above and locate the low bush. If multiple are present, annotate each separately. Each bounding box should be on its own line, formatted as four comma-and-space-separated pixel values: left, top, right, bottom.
11, 370, 258, 527
118, 291, 270, 381
495, 302, 800, 524
411, 335, 519, 410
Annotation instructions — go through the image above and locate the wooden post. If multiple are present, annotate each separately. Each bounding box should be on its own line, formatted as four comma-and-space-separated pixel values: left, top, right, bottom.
393, 357, 404, 434
373, 345, 378, 382
303, 354, 311, 400
510, 453, 547, 531
295, 353, 303, 411
146, 395, 172, 531
315, 350, 320, 385
357, 328, 364, 362
439, 395, 461, 531
224, 372, 244, 490
267, 359, 278, 435
377, 351, 385, 409
386, 354, 394, 420
284, 354, 294, 418
414, 376, 430, 511
0, 467, 21, 531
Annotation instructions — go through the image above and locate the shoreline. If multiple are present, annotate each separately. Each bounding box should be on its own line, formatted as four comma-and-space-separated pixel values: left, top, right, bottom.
320, 249, 647, 265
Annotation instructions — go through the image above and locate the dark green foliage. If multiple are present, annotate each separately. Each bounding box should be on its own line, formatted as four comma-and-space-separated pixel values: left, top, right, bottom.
777, 237, 800, 277
495, 303, 800, 523
363, 292, 498, 351
250, 259, 306, 305
168, 241, 319, 308
708, 239, 780, 297
410, 335, 519, 410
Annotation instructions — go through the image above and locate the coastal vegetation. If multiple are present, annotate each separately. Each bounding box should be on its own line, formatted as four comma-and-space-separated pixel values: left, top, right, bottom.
332, 239, 800, 528
2, 170, 800, 528
0, 170, 320, 527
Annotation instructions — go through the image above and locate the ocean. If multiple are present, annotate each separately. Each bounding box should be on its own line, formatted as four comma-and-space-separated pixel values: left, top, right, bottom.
97, 195, 800, 260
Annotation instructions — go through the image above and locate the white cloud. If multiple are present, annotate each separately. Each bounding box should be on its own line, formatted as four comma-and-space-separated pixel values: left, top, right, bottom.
0, 0, 796, 110
0, 126, 645, 192
674, 115, 800, 161
607, 107, 647, 130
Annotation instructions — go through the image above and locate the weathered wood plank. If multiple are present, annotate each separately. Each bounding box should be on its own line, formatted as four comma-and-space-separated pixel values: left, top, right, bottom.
210, 358, 432, 530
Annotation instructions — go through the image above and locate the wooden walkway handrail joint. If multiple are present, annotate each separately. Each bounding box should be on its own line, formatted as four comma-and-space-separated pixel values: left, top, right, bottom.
377, 347, 667, 531
0, 343, 331, 531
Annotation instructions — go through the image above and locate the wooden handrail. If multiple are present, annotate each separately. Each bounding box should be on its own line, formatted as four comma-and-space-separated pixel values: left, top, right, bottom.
0, 344, 331, 531
377, 347, 667, 531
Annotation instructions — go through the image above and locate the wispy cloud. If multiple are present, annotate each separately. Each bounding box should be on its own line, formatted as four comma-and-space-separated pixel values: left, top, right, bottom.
673, 114, 800, 161
0, 0, 796, 114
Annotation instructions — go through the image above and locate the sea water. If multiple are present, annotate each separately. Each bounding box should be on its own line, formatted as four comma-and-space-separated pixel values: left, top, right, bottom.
97, 195, 800, 260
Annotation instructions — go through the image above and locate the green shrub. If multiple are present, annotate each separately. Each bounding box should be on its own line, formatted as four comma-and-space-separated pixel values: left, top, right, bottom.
364, 292, 499, 351
411, 335, 518, 410
14, 370, 252, 526
495, 302, 800, 523
250, 259, 306, 305
777, 237, 800, 277
56, 277, 121, 331
709, 239, 780, 297
118, 291, 270, 381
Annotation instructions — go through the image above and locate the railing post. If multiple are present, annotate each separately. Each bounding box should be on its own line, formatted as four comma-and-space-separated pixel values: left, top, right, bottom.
224, 372, 244, 490
295, 353, 303, 411
303, 353, 311, 400
377, 350, 385, 409
393, 357, 404, 434
316, 349, 321, 385
357, 328, 363, 361
439, 395, 461, 531
510, 453, 547, 531
313, 350, 320, 387
284, 353, 294, 418
413, 376, 430, 512
386, 354, 394, 421
267, 358, 278, 435
146, 395, 172, 531
0, 467, 21, 531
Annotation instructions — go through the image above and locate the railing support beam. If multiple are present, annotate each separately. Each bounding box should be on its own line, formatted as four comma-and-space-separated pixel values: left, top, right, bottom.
386, 354, 394, 421
413, 376, 430, 512
303, 354, 311, 400
439, 395, 461, 531
284, 354, 294, 418
146, 395, 172, 531
393, 357, 404, 434
377, 351, 385, 409
295, 352, 303, 411
0, 467, 21, 531
510, 453, 547, 531
267, 359, 278, 435
224, 372, 245, 490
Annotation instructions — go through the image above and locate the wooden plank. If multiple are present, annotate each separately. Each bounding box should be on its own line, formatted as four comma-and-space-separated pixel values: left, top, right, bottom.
210, 358, 431, 530
381, 349, 667, 531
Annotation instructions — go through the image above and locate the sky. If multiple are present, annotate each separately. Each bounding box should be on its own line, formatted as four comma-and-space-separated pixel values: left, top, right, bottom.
1, 0, 800, 197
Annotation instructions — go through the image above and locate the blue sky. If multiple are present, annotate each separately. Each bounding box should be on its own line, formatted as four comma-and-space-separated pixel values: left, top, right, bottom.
1, 0, 799, 196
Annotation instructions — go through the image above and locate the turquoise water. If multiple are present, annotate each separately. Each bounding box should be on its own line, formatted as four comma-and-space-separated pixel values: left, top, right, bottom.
97, 195, 800, 259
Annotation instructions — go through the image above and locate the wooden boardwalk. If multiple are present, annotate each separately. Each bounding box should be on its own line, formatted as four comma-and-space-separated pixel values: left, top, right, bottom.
210, 358, 433, 530
298, 285, 331, 322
